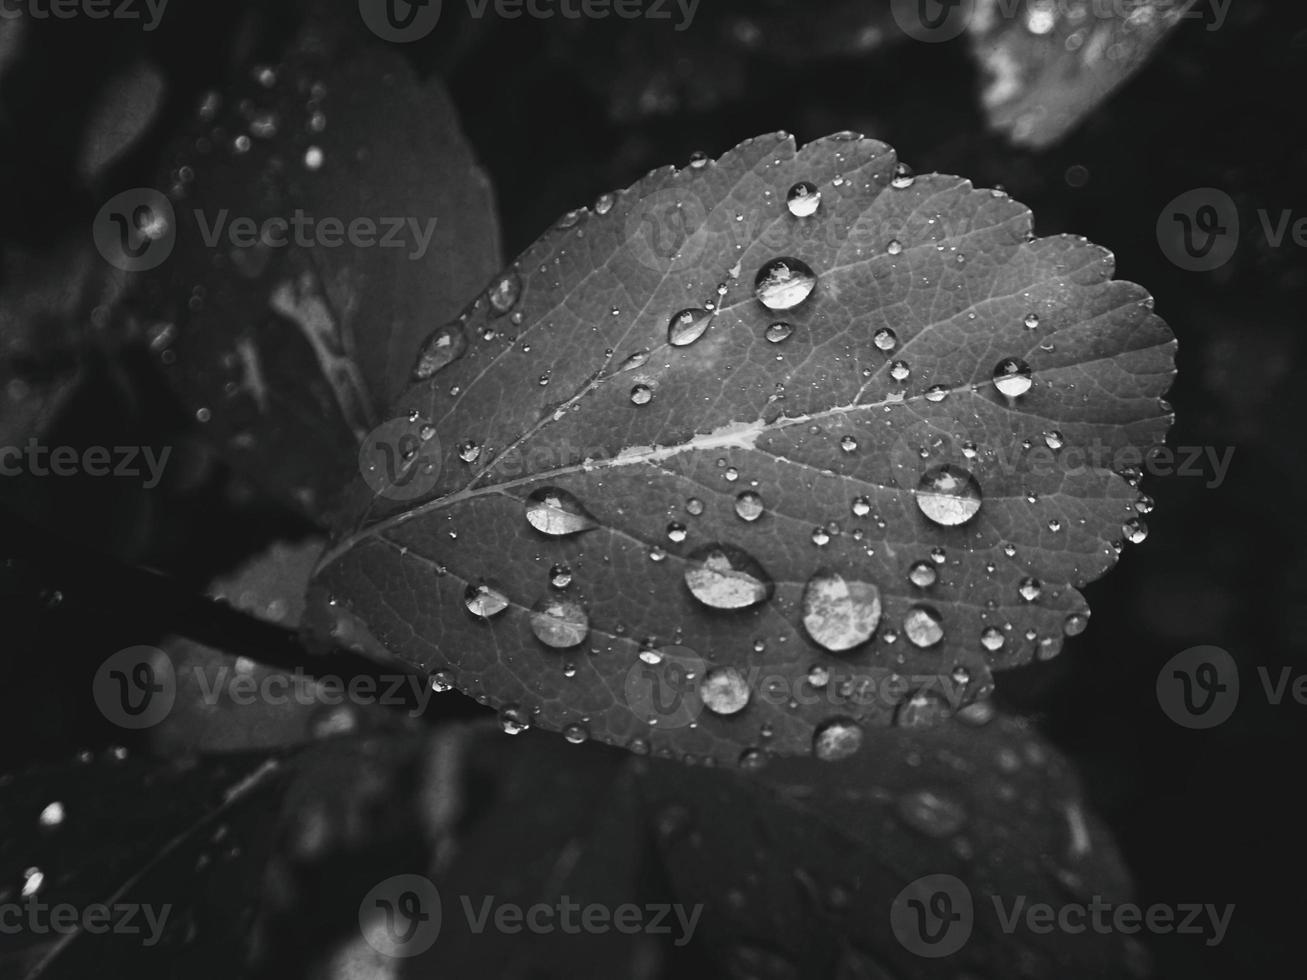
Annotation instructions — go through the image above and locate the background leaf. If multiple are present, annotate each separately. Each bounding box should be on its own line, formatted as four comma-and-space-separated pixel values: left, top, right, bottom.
313, 131, 1175, 765
128, 28, 501, 519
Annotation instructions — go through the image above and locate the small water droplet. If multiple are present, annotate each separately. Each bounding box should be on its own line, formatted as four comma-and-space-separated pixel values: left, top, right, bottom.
593, 192, 615, 215
38, 802, 65, 829
840, 435, 859, 453
874, 328, 898, 351
488, 273, 522, 315
430, 670, 455, 693
904, 605, 944, 648
630, 384, 654, 406
1025, 312, 1041, 329
499, 704, 531, 735
1044, 430, 1064, 450
887, 239, 904, 256
734, 491, 765, 522
666, 522, 688, 543
413, 322, 468, 380
909, 561, 937, 588
889, 360, 911, 382
802, 571, 882, 652
1123, 518, 1149, 544
1064, 612, 1089, 636
813, 718, 863, 761
525, 487, 597, 536
851, 496, 871, 518
811, 527, 831, 547
993, 357, 1033, 398
465, 580, 510, 620
700, 667, 750, 715
786, 181, 821, 217
755, 257, 817, 311
686, 498, 705, 516
669, 308, 713, 347
684, 544, 773, 610
925, 384, 949, 403
891, 163, 915, 188
530, 597, 590, 649
915, 464, 983, 526
765, 321, 794, 344
807, 665, 831, 688
563, 722, 590, 744
981, 626, 1005, 652
458, 441, 481, 463
1018, 577, 1042, 602
896, 789, 967, 837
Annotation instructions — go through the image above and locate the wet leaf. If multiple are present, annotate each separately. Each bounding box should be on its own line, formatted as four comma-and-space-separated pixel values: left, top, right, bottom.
636, 711, 1148, 978
128, 29, 501, 519
969, 0, 1197, 148
313, 130, 1175, 765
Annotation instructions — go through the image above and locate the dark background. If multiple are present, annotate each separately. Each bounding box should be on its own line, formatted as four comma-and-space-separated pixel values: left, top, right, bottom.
1, 1, 1304, 977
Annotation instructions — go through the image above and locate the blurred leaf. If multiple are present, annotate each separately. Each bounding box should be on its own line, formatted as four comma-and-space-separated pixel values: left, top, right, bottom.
969, 0, 1196, 148
128, 28, 501, 519
313, 130, 1175, 765
78, 60, 166, 184
636, 709, 1149, 979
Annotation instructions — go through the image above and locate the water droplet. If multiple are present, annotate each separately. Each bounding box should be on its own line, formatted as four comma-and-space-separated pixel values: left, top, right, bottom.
840, 435, 859, 453
630, 384, 654, 406
739, 747, 768, 770
1064, 612, 1089, 636
563, 722, 590, 744
594, 192, 616, 215
618, 349, 651, 372
765, 321, 794, 344
755, 257, 817, 311
1123, 518, 1149, 544
458, 441, 481, 463
887, 239, 903, 256
666, 522, 688, 543
915, 464, 983, 526
1044, 430, 1064, 450
851, 496, 871, 517
889, 360, 911, 382
684, 544, 773, 610
465, 580, 510, 620
38, 802, 65, 829
896, 789, 967, 837
807, 665, 831, 688
904, 605, 944, 647
909, 561, 937, 588
801, 572, 882, 652
992, 357, 1033, 398
925, 385, 949, 403
21, 868, 44, 898
1025, 312, 1041, 329
1018, 577, 1042, 602
734, 491, 765, 522
303, 146, 324, 170
525, 487, 597, 536
413, 322, 468, 380
1135, 494, 1155, 515
874, 328, 898, 351
669, 308, 713, 347
895, 689, 953, 727
811, 527, 831, 547
981, 626, 1005, 652
688, 150, 709, 168
786, 181, 821, 217
499, 704, 531, 735
813, 718, 863, 761
530, 597, 590, 649
891, 163, 915, 188
686, 498, 705, 516
488, 272, 522, 315
700, 667, 750, 715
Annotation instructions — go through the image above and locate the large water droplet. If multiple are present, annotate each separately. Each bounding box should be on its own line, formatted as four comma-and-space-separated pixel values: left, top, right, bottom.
755, 257, 817, 311
525, 487, 597, 536
896, 789, 967, 837
530, 597, 590, 649
786, 181, 821, 217
413, 322, 467, 380
684, 544, 773, 610
915, 464, 983, 526
992, 357, 1033, 398
734, 491, 765, 522
668, 308, 713, 347
904, 604, 944, 647
700, 667, 750, 715
465, 580, 510, 620
801, 571, 881, 652
488, 272, 522, 315
813, 718, 863, 760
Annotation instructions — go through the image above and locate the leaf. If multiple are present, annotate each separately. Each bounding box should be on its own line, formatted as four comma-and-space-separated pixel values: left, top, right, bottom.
0, 749, 289, 979
78, 60, 165, 184
635, 709, 1149, 979
127, 28, 501, 518
312, 130, 1176, 765
968, 0, 1196, 148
